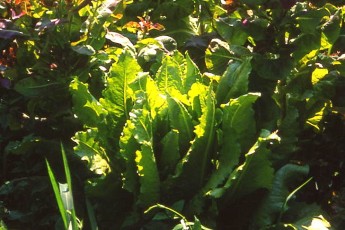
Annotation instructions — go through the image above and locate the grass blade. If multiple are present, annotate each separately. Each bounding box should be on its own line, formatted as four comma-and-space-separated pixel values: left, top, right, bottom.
45, 159, 69, 229
60, 143, 78, 230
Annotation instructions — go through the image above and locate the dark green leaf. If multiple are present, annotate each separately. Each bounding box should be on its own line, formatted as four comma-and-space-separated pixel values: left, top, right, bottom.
14, 77, 65, 97
167, 97, 194, 154
160, 130, 180, 173
215, 17, 248, 45
253, 54, 293, 81
216, 57, 252, 104
250, 164, 309, 228
205, 38, 233, 75
296, 8, 328, 34
210, 131, 277, 203
240, 0, 267, 6
203, 93, 260, 194
292, 33, 321, 61
174, 90, 217, 196
322, 9, 342, 47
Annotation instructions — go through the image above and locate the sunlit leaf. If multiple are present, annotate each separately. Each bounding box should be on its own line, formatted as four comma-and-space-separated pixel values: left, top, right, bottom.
73, 129, 111, 175
70, 79, 106, 127
202, 93, 260, 195
311, 68, 328, 85
156, 55, 183, 95
173, 90, 217, 197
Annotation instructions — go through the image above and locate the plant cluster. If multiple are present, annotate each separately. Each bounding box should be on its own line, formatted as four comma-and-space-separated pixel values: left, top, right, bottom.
1, 0, 345, 229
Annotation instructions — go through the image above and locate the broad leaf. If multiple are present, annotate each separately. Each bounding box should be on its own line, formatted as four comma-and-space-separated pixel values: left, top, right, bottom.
210, 131, 277, 203
101, 50, 141, 117
0, 29, 26, 39
215, 17, 248, 46
188, 82, 209, 118
200, 93, 260, 201
296, 8, 328, 34
251, 164, 310, 228
119, 119, 140, 193
15, 77, 65, 98
174, 90, 217, 196
100, 50, 141, 138
71, 45, 96, 56
130, 74, 167, 119
130, 94, 160, 207
205, 38, 232, 75
216, 57, 252, 104
240, 0, 266, 6
105, 31, 135, 53
292, 33, 321, 61
156, 55, 183, 95
70, 79, 106, 127
160, 130, 180, 174
135, 145, 160, 207
167, 97, 194, 154
253, 54, 293, 81
73, 129, 111, 175
271, 102, 300, 166
321, 9, 342, 49
184, 52, 202, 93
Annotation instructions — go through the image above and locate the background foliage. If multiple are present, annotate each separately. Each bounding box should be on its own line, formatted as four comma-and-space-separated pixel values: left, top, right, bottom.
1, 0, 345, 229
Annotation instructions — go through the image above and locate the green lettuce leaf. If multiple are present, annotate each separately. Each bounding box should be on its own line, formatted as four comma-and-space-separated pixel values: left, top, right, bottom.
160, 130, 180, 175
209, 130, 277, 203
174, 90, 217, 196
184, 52, 202, 93
100, 49, 141, 124
156, 55, 183, 95
119, 119, 140, 194
73, 129, 111, 175
204, 93, 260, 192
130, 93, 160, 207
216, 57, 252, 104
70, 79, 106, 127
167, 97, 194, 154
99, 50, 142, 149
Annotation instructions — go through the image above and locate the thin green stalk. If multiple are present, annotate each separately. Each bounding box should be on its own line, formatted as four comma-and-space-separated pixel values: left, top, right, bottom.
46, 159, 69, 230
46, 144, 80, 230
61, 143, 78, 230
145, 203, 188, 223
85, 198, 98, 230
277, 177, 313, 223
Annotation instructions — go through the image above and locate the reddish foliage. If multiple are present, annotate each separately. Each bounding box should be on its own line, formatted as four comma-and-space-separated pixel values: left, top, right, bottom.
0, 42, 17, 68
124, 16, 165, 34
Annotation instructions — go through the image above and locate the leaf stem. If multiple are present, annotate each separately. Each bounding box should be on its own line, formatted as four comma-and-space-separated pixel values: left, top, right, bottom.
145, 203, 188, 223
277, 177, 313, 223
